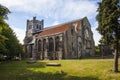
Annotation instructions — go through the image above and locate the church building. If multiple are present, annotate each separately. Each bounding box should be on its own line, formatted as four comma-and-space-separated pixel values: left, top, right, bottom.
24, 17, 95, 60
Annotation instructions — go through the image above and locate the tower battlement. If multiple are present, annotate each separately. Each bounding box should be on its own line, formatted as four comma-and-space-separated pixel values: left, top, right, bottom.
26, 17, 44, 37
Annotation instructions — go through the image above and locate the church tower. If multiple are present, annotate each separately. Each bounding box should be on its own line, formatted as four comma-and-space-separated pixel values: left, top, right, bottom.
24, 17, 44, 58
26, 17, 44, 37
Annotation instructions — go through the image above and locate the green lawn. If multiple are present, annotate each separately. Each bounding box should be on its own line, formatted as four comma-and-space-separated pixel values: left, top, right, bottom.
0, 58, 120, 80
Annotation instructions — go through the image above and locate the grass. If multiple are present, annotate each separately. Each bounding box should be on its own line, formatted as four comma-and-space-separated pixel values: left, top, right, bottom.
0, 58, 120, 80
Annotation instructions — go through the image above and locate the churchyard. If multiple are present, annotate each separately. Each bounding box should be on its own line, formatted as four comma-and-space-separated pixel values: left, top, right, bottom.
0, 58, 120, 80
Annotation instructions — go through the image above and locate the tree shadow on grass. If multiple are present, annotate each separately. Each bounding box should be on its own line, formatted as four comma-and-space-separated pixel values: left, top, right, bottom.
0, 60, 47, 80
12, 66, 99, 80
81, 56, 114, 60
26, 61, 47, 68
15, 70, 99, 80
64, 76, 99, 80
0, 61, 100, 80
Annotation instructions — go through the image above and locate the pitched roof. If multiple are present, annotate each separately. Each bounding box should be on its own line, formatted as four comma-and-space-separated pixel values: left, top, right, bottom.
37, 18, 83, 37
38, 23, 70, 37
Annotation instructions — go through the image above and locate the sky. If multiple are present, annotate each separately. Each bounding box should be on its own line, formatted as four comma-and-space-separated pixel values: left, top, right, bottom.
0, 0, 101, 45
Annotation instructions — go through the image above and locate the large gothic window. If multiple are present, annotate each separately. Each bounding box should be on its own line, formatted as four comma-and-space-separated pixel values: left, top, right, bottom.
36, 24, 39, 29
86, 40, 90, 48
71, 28, 74, 35
49, 38, 54, 51
43, 39, 46, 51
55, 36, 60, 51
29, 25, 32, 29
78, 37, 82, 57
78, 37, 82, 49
38, 40, 42, 52
85, 29, 89, 38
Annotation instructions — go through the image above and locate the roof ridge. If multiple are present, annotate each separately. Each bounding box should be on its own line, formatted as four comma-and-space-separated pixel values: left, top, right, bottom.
36, 17, 85, 37
43, 17, 84, 31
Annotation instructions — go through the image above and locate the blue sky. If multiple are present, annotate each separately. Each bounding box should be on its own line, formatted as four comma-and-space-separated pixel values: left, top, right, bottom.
0, 0, 101, 45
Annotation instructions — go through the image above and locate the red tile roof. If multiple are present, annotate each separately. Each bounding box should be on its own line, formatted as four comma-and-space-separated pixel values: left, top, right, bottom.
37, 19, 82, 37
38, 23, 70, 37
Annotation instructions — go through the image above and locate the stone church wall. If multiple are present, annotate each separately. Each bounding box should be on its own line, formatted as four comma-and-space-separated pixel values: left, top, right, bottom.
65, 23, 78, 58
24, 17, 95, 60
35, 33, 64, 60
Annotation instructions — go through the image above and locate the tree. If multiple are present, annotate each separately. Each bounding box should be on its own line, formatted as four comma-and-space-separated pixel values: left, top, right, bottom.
0, 4, 10, 56
96, 0, 120, 72
0, 4, 24, 60
95, 46, 100, 56
0, 4, 10, 20
1, 26, 24, 58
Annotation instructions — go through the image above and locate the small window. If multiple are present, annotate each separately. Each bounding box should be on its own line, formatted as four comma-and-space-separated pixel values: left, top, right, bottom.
39, 25, 41, 30
29, 25, 32, 29
71, 29, 73, 35
39, 27, 41, 30
85, 29, 89, 38
36, 24, 39, 29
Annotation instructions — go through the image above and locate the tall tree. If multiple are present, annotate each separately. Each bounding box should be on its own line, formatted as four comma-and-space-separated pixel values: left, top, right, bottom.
0, 4, 10, 20
1, 26, 23, 57
0, 4, 10, 55
96, 0, 120, 72
0, 4, 24, 59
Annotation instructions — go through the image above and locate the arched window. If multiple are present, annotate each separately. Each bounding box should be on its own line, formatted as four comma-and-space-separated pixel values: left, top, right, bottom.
36, 24, 39, 29
49, 38, 54, 51
86, 40, 90, 48
38, 40, 41, 52
78, 37, 82, 50
85, 29, 89, 38
29, 25, 32, 29
43, 39, 46, 51
71, 28, 73, 35
55, 36, 60, 51
78, 37, 82, 57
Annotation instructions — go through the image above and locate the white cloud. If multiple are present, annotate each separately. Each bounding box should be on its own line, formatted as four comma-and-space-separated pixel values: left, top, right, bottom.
52, 21, 60, 25
0, 0, 97, 20
0, 0, 101, 45
11, 26, 25, 44
91, 22, 101, 46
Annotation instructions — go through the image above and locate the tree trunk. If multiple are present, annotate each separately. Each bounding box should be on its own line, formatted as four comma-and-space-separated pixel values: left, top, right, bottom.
113, 41, 119, 72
